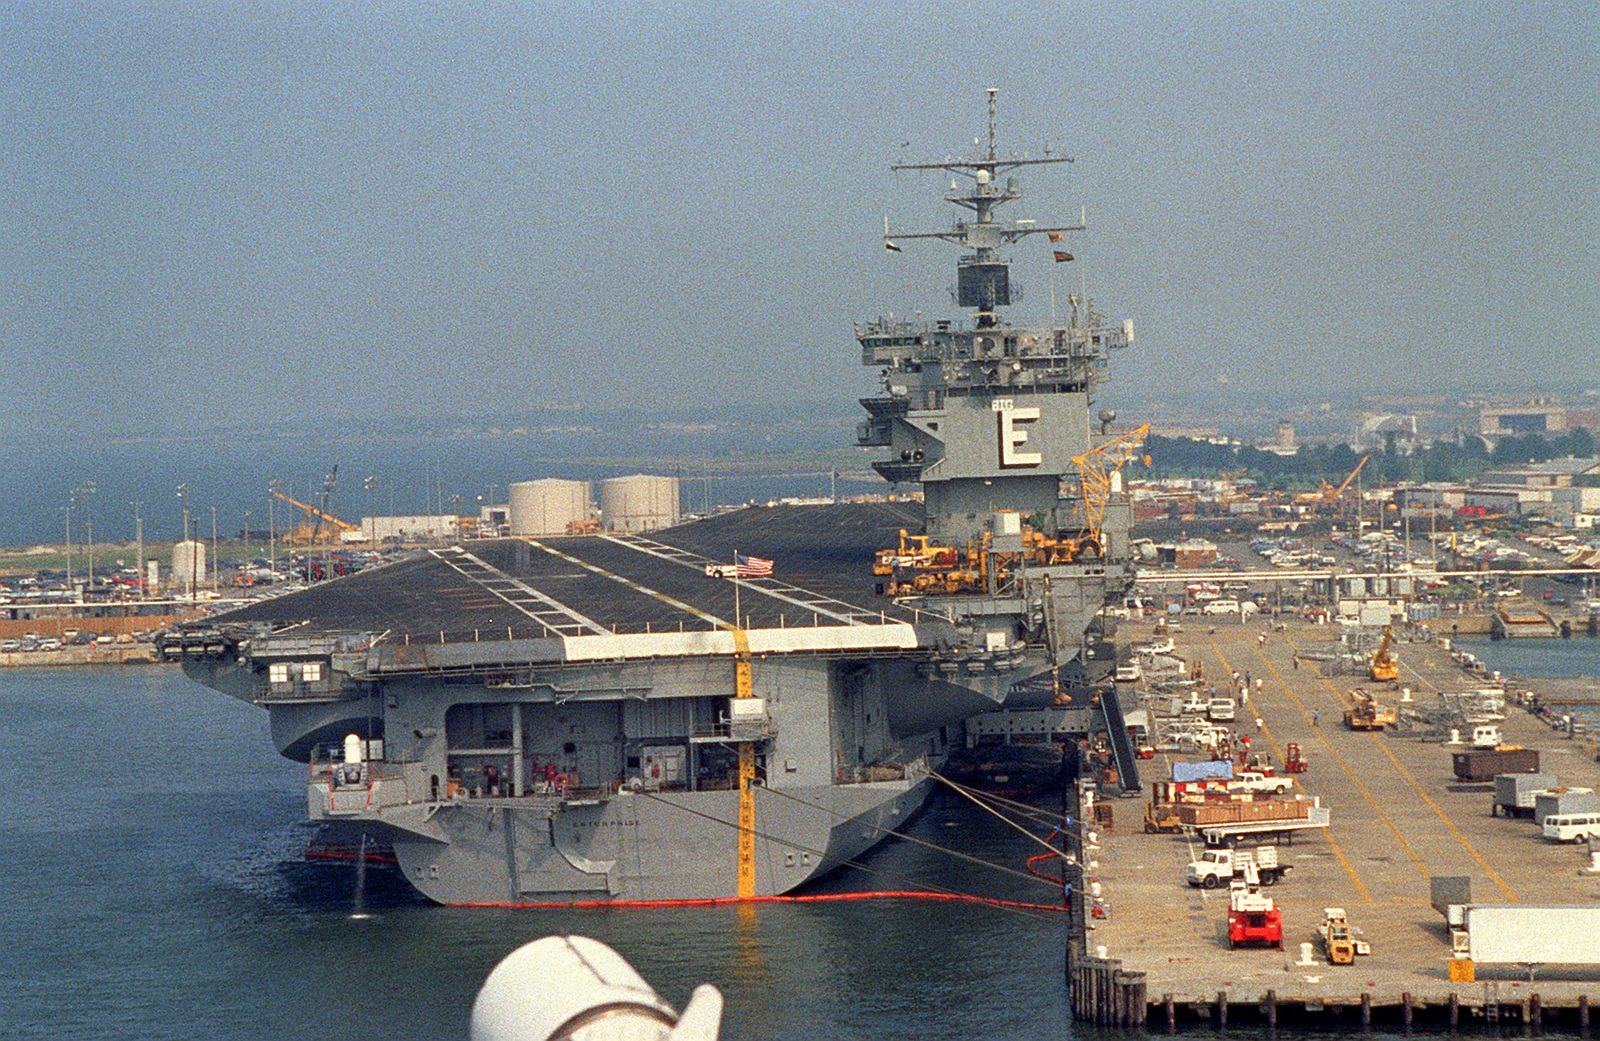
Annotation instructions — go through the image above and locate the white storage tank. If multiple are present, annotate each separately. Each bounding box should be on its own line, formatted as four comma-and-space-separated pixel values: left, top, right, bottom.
172, 539, 207, 593
599, 474, 679, 533
507, 479, 592, 536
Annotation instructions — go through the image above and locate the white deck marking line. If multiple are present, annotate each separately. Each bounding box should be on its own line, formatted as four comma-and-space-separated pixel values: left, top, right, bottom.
524, 539, 732, 629
429, 547, 610, 636
599, 533, 881, 626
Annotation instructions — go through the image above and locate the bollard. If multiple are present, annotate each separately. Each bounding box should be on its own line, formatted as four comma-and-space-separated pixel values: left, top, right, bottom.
1095, 945, 1107, 959
1297, 941, 1316, 966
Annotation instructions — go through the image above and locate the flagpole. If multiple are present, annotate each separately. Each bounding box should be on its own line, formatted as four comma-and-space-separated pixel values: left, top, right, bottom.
733, 551, 742, 630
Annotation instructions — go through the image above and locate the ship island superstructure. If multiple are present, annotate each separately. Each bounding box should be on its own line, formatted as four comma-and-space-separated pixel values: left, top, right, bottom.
170, 92, 1143, 904
859, 90, 1143, 753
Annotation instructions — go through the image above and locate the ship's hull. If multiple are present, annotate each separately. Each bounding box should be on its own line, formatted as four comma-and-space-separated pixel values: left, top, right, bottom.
374, 774, 934, 904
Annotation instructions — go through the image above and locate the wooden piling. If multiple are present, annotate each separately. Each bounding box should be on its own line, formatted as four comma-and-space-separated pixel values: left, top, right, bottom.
1580, 993, 1590, 1037
1448, 992, 1459, 1034
1361, 992, 1372, 1031
1217, 990, 1228, 1030
1531, 993, 1542, 1034
1265, 989, 1277, 1030
1164, 993, 1175, 1034
1403, 992, 1413, 1033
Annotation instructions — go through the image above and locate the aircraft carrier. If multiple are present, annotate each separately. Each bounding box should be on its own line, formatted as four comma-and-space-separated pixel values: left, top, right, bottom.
171, 91, 1145, 904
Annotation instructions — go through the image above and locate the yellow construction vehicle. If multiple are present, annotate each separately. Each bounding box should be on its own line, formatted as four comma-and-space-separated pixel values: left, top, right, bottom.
872, 423, 1149, 596
1368, 625, 1399, 682
1320, 908, 1357, 964
873, 529, 945, 575
1295, 455, 1370, 508
874, 529, 986, 595
273, 490, 362, 545
1345, 689, 1397, 730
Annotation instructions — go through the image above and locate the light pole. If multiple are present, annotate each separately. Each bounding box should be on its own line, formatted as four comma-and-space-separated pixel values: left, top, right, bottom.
268, 480, 279, 582
131, 500, 143, 601
177, 484, 193, 599
364, 475, 377, 547
63, 500, 73, 597
242, 510, 251, 578
83, 487, 94, 596
210, 506, 218, 594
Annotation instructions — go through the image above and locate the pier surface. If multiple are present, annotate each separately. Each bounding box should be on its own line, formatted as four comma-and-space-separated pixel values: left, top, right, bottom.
1090, 617, 1600, 1020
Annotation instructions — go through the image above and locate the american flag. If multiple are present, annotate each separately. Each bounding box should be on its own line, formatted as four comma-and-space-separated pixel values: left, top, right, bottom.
734, 553, 773, 577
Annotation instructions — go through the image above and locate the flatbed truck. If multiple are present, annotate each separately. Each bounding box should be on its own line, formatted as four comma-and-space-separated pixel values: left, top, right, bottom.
1186, 845, 1291, 888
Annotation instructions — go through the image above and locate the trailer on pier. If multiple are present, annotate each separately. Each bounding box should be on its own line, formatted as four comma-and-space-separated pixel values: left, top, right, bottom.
1178, 797, 1332, 847
1457, 905, 1600, 968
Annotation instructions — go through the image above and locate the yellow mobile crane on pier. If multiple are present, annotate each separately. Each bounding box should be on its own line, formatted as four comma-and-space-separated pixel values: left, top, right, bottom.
1368, 625, 1400, 683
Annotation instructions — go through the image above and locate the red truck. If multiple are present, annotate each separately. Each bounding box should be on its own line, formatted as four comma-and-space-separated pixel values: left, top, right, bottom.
1227, 883, 1283, 949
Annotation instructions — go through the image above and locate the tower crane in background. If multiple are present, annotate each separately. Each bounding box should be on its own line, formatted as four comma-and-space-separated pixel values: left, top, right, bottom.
273, 467, 362, 546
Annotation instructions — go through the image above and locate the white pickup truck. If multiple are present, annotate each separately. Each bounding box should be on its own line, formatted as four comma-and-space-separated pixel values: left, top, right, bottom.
1228, 770, 1295, 796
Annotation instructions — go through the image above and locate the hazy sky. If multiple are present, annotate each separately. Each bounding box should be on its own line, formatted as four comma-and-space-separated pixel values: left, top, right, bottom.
3, 1, 1594, 433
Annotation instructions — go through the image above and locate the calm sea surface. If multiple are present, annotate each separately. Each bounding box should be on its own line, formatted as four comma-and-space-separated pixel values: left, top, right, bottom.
1453, 636, 1600, 682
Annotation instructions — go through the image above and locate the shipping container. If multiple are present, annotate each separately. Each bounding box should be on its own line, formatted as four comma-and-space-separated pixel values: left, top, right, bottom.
1452, 747, 1540, 783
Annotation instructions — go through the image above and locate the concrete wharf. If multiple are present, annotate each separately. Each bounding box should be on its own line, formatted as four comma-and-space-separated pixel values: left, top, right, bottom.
1078, 617, 1600, 1032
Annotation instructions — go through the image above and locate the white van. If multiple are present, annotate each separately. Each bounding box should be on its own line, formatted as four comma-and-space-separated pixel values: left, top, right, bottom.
1202, 599, 1241, 615
1542, 813, 1600, 843
1207, 697, 1237, 722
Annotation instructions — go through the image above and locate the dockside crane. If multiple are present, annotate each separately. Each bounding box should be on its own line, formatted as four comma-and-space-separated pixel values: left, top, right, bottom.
1069, 422, 1153, 560
1294, 454, 1371, 513
273, 470, 362, 546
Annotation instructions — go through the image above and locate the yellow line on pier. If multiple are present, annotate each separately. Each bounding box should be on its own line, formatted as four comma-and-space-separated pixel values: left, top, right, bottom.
1211, 639, 1374, 904
1279, 638, 1518, 901
1368, 737, 1518, 901
1248, 642, 1440, 882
